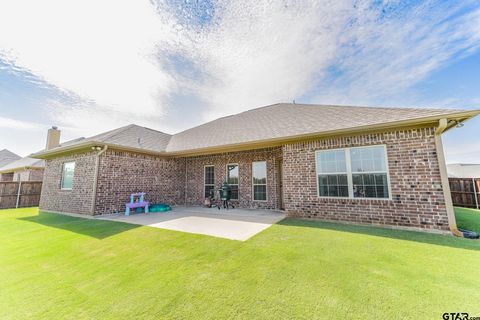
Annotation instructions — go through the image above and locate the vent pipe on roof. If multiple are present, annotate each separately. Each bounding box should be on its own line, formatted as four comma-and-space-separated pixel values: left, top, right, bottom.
46, 126, 61, 150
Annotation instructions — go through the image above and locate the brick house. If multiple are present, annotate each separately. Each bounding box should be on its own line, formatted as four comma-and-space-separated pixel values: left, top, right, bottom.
32, 104, 480, 234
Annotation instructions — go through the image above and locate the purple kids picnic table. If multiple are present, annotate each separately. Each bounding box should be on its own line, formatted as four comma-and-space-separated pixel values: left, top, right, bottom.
125, 193, 149, 216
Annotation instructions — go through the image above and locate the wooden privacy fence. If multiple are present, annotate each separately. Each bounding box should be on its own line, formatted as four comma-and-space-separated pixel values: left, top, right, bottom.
449, 178, 480, 209
0, 181, 42, 209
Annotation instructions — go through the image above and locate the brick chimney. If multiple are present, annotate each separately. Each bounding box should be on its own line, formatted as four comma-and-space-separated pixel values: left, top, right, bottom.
46, 126, 61, 150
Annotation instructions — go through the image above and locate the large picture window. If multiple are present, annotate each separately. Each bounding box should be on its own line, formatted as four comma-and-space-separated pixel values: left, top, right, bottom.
315, 145, 390, 199
227, 164, 239, 200
61, 162, 75, 190
204, 165, 215, 198
252, 161, 267, 201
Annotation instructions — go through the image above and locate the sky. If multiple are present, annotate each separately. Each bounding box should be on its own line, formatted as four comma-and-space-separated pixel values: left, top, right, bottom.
0, 0, 479, 163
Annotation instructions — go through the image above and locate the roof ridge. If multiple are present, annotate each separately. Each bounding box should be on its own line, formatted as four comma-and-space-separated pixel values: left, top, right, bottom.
0, 148, 20, 155
93, 124, 136, 142
172, 103, 286, 136
134, 125, 172, 136
273, 103, 463, 112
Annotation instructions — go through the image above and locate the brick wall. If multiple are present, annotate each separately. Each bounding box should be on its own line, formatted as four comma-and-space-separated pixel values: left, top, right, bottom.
185, 147, 282, 209
94, 150, 186, 215
39, 151, 97, 215
282, 127, 450, 231
38, 127, 452, 232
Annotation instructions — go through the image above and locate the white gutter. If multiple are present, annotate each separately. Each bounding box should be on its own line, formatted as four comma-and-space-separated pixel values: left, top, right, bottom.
434, 118, 463, 237
90, 145, 108, 215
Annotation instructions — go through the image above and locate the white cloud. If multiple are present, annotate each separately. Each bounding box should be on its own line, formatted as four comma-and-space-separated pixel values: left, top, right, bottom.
0, 0, 479, 145
0, 0, 179, 117
312, 2, 480, 105
0, 116, 43, 130
174, 1, 354, 120
158, 0, 480, 121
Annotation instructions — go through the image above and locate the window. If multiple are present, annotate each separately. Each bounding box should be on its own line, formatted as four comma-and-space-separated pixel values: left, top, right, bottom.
204, 165, 215, 198
315, 145, 390, 199
350, 146, 389, 198
61, 162, 75, 190
227, 164, 239, 200
316, 149, 349, 197
252, 161, 267, 201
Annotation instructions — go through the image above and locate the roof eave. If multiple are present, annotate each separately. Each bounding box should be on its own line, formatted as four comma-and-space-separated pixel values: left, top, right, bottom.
30, 141, 99, 159
0, 165, 44, 174
31, 141, 169, 159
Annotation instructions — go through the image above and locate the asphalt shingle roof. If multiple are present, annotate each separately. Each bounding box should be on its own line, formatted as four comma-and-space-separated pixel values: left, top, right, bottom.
0, 157, 45, 173
58, 124, 172, 153
165, 103, 468, 152
32, 103, 479, 157
0, 149, 21, 167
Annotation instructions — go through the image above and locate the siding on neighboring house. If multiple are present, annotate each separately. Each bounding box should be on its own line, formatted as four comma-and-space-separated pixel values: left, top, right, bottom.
12, 168, 44, 182
282, 127, 450, 231
39, 151, 97, 215
184, 147, 282, 209
94, 149, 186, 215
0, 168, 44, 182
1, 172, 14, 182
28, 168, 45, 181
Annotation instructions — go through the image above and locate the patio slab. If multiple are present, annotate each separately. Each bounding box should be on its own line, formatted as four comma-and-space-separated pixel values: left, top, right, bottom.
96, 206, 286, 241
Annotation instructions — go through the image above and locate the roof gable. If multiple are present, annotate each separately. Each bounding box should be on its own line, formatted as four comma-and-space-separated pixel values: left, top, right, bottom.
0, 149, 21, 167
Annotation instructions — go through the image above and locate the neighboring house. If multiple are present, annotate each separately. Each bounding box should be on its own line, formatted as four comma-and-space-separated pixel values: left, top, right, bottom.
447, 163, 480, 209
0, 149, 21, 168
0, 149, 22, 181
447, 163, 480, 178
0, 157, 45, 182
32, 104, 480, 234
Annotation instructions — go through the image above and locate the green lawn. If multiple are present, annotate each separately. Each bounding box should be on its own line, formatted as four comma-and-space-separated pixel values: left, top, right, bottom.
1, 207, 479, 319
455, 206, 480, 233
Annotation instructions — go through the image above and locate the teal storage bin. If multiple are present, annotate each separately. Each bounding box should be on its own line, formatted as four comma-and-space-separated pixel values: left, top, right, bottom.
149, 204, 172, 212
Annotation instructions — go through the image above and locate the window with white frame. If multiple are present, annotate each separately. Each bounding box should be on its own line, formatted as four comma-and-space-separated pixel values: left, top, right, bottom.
227, 164, 239, 200
316, 149, 349, 197
315, 145, 390, 199
350, 146, 389, 198
204, 165, 215, 198
61, 162, 75, 190
252, 161, 267, 201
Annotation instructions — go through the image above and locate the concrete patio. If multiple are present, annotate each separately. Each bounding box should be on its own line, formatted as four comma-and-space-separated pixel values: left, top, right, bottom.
96, 206, 286, 241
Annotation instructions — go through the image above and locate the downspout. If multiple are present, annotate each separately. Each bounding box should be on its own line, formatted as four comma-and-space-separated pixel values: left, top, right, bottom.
184, 157, 188, 206
434, 118, 463, 237
90, 145, 108, 215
